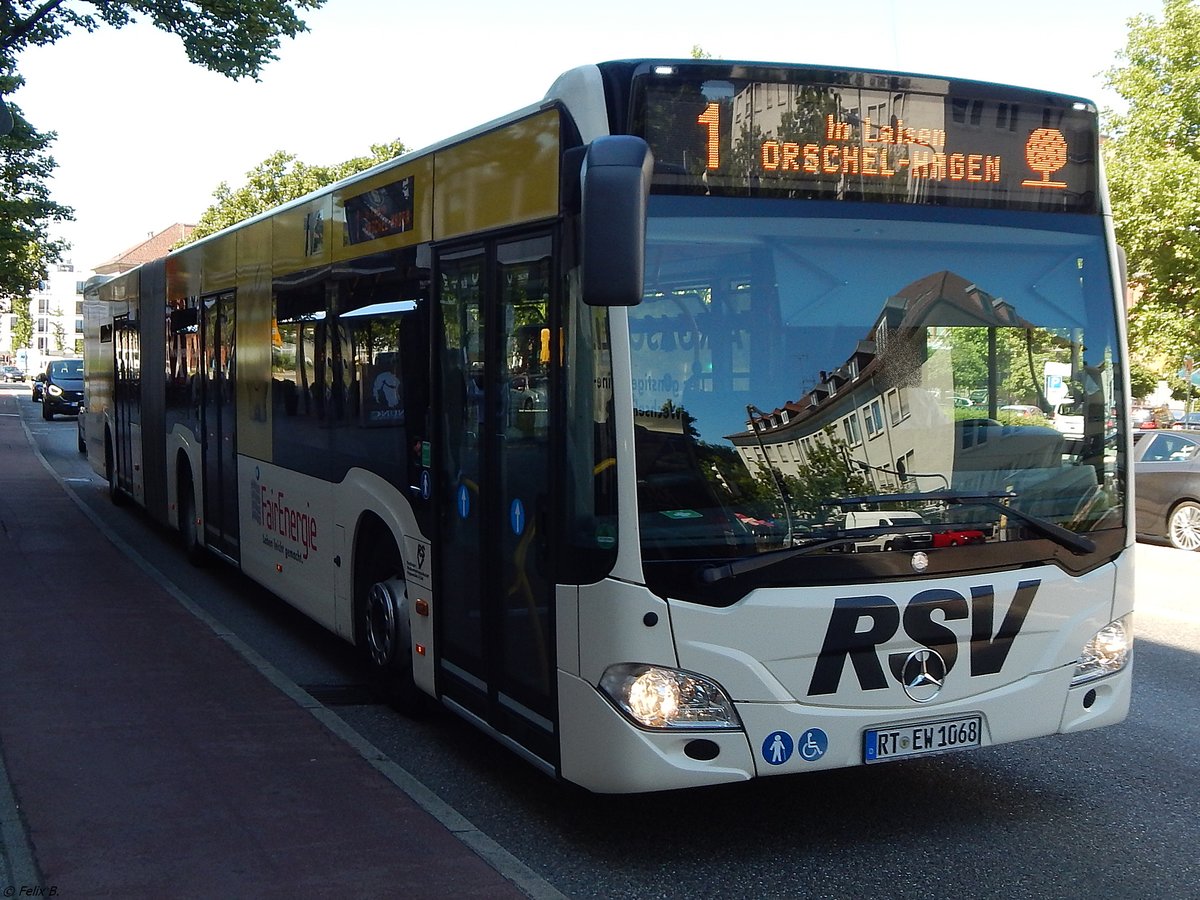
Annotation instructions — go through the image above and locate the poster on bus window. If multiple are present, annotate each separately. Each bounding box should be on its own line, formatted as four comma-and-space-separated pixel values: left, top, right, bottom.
361, 355, 405, 427
344, 176, 414, 244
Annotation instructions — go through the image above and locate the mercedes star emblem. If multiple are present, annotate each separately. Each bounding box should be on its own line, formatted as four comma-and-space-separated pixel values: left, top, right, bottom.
900, 647, 947, 702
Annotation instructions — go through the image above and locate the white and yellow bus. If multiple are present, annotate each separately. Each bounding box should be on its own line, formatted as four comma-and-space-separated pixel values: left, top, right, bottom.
83, 59, 1133, 793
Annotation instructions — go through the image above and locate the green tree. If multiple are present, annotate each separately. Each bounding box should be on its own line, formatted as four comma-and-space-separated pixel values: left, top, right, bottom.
11, 292, 32, 350
780, 429, 872, 520
0, 1, 324, 82
1128, 357, 1160, 399
0, 74, 70, 310
1102, 0, 1200, 369
0, 0, 324, 301
186, 140, 407, 242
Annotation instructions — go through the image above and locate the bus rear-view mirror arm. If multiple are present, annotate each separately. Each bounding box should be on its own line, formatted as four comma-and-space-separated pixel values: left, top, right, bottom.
580, 135, 653, 307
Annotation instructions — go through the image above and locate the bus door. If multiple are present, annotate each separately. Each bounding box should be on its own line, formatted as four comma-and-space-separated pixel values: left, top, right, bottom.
435, 234, 557, 767
200, 290, 239, 561
112, 313, 139, 497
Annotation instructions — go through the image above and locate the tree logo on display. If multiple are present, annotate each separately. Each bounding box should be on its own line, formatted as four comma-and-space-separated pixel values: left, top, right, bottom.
1021, 128, 1069, 189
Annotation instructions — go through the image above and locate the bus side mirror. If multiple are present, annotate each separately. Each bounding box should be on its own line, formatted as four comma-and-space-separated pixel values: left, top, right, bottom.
580, 136, 653, 307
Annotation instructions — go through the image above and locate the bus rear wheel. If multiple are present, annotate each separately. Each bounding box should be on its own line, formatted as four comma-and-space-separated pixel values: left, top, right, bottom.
359, 541, 425, 715
178, 471, 206, 566
104, 433, 128, 507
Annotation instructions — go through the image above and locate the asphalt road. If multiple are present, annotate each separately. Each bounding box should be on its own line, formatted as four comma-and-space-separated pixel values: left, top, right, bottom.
10, 381, 1198, 899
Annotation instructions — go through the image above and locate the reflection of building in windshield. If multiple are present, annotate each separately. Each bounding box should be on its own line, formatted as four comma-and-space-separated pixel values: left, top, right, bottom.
728, 270, 1066, 496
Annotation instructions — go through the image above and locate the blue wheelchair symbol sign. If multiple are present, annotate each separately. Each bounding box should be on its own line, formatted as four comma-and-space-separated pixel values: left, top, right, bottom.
762, 731, 793, 766
797, 728, 828, 762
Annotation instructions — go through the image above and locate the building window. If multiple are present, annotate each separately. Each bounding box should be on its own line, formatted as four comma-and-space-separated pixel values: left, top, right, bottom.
887, 387, 910, 427
842, 412, 863, 447
863, 398, 884, 438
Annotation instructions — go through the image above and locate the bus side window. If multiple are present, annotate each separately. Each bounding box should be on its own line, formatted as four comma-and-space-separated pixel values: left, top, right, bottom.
332, 248, 431, 511
166, 304, 199, 417
273, 271, 329, 477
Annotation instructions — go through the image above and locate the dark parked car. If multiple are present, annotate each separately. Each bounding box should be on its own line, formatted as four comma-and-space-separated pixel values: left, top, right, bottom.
1133, 429, 1200, 550
1, 364, 25, 382
39, 358, 84, 420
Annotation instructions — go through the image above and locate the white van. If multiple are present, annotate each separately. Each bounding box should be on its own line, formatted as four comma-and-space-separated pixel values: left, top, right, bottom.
843, 510, 932, 552
1052, 397, 1085, 437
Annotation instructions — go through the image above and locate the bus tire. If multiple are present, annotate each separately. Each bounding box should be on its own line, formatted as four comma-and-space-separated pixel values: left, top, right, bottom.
359, 536, 425, 716
104, 433, 128, 507
178, 470, 206, 566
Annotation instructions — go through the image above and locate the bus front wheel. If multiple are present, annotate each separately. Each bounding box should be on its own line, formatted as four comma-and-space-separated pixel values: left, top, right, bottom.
359, 541, 425, 715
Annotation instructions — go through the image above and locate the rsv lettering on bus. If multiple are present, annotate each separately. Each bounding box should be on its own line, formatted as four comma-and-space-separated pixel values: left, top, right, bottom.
806, 580, 1040, 695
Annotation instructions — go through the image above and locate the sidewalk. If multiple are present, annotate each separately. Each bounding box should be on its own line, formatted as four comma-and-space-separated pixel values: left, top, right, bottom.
0, 393, 542, 898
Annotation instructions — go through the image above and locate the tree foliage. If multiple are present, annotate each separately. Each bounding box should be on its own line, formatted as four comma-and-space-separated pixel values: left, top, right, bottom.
0, 1, 324, 81
780, 430, 872, 520
0, 0, 323, 303
0, 74, 69, 309
186, 140, 408, 242
1102, 0, 1200, 370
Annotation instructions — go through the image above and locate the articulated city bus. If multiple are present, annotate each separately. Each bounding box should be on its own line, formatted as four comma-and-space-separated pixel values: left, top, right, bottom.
82, 59, 1134, 793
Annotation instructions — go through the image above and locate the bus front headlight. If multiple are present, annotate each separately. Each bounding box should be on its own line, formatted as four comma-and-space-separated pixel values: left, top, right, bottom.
599, 663, 741, 730
1072, 614, 1133, 686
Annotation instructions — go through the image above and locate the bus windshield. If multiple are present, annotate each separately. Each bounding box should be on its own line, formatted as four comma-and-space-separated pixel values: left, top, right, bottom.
630, 197, 1125, 580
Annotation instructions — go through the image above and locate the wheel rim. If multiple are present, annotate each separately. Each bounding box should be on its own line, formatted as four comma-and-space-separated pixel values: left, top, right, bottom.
1169, 505, 1200, 551
366, 581, 398, 667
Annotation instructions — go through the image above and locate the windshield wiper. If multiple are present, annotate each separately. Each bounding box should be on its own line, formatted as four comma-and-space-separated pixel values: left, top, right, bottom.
700, 535, 859, 583
835, 490, 1096, 556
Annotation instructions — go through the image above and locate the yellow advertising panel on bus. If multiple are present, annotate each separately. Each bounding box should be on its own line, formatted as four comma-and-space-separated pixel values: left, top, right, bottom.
433, 109, 560, 241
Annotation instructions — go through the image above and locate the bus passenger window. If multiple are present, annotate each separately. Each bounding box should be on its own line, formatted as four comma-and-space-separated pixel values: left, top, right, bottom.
166, 303, 199, 417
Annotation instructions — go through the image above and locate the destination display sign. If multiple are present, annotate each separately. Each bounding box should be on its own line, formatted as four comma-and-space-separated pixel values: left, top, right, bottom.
633, 72, 1098, 212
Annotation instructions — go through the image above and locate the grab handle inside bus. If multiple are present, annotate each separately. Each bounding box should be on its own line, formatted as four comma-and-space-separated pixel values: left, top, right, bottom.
580, 135, 654, 307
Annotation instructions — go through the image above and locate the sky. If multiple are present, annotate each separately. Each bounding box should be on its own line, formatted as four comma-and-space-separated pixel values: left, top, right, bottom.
11, 0, 1166, 273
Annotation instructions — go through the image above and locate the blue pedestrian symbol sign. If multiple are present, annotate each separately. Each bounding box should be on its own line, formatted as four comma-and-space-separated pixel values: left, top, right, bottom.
762, 730, 793, 766
457, 484, 471, 519
510, 498, 526, 535
419, 470, 432, 501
